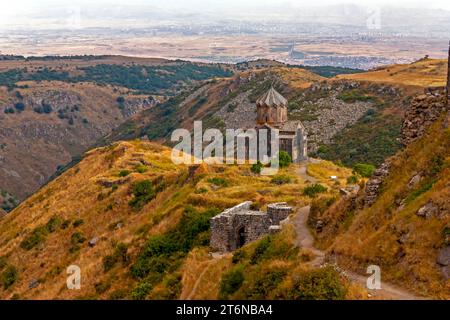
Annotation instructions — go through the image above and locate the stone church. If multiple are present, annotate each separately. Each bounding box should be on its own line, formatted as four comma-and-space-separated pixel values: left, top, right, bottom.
254, 86, 308, 163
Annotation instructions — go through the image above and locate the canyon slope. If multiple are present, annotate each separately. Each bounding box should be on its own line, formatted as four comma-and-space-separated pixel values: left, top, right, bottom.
0, 56, 232, 208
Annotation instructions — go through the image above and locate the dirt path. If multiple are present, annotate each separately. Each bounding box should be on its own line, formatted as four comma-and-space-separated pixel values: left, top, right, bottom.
287, 204, 425, 300
296, 164, 318, 184
183, 260, 215, 300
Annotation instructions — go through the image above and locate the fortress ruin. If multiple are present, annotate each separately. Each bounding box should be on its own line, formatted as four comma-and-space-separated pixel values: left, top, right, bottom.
210, 201, 293, 252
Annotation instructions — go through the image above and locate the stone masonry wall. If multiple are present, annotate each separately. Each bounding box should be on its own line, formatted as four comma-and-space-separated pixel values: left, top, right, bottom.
210, 215, 233, 252
401, 88, 447, 146
210, 201, 293, 252
267, 202, 292, 225
231, 213, 271, 251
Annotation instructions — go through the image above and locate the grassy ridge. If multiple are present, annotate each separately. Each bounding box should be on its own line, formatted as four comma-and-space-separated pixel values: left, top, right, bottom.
0, 63, 232, 94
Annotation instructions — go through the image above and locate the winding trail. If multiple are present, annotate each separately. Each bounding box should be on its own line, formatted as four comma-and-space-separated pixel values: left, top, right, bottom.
183, 260, 215, 300
287, 204, 424, 300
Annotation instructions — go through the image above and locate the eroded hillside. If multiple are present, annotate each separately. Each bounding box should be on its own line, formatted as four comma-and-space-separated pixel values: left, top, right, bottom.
309, 110, 450, 299
0, 56, 232, 208
0, 81, 158, 202
0, 140, 354, 299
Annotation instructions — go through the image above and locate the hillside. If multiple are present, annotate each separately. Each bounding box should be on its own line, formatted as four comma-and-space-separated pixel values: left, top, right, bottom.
2, 57, 447, 213
0, 140, 355, 299
105, 60, 444, 167
0, 81, 158, 203
335, 58, 447, 88
0, 56, 232, 209
309, 110, 450, 299
104, 65, 380, 150
314, 58, 448, 167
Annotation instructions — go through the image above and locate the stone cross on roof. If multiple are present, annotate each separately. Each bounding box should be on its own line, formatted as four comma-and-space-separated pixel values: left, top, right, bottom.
256, 86, 287, 108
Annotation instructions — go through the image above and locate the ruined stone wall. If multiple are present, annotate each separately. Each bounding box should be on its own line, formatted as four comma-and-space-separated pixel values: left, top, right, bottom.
401, 88, 447, 146
210, 215, 233, 252
364, 162, 390, 207
267, 203, 292, 225
210, 212, 271, 252
230, 213, 271, 251
210, 201, 293, 252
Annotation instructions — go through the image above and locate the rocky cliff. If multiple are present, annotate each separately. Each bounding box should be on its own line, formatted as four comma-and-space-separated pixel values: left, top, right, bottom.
401, 88, 448, 146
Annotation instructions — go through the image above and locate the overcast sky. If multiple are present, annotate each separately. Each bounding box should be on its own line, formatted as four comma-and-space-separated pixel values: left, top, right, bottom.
1, 0, 450, 29
2, 0, 450, 12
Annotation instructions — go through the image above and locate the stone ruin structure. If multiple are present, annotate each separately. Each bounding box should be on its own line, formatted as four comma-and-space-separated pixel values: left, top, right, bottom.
401, 87, 448, 146
210, 201, 293, 252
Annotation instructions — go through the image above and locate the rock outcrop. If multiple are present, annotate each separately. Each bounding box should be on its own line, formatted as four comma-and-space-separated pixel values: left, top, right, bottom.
401, 88, 448, 146
364, 162, 390, 207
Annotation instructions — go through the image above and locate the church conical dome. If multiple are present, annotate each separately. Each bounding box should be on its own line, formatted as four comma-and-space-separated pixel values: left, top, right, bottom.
256, 86, 287, 108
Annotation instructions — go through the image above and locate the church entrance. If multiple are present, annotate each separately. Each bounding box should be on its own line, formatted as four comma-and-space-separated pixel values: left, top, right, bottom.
237, 226, 246, 248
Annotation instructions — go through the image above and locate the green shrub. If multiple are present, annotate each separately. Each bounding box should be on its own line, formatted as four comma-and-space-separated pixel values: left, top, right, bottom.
45, 216, 61, 233
346, 175, 359, 184
72, 219, 84, 228
271, 174, 292, 185
279, 151, 292, 168
353, 163, 375, 178
135, 165, 148, 174
1, 265, 18, 289
219, 266, 245, 299
157, 273, 183, 300
338, 89, 376, 103
303, 184, 328, 198
281, 266, 347, 300
70, 232, 86, 252
207, 177, 229, 187
195, 187, 208, 194
232, 249, 246, 264
316, 114, 402, 167
71, 232, 86, 245
405, 179, 436, 203
20, 226, 48, 250
116, 96, 125, 104
245, 269, 287, 299
130, 207, 219, 279
250, 237, 272, 265
251, 161, 263, 174
103, 243, 129, 272
119, 169, 131, 177
129, 180, 155, 209
131, 282, 152, 300
61, 220, 71, 229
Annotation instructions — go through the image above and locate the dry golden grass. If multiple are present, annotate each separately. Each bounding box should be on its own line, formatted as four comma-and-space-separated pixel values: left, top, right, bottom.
326, 114, 450, 299
180, 248, 232, 300
271, 67, 325, 89
335, 58, 448, 88
0, 140, 350, 299
307, 160, 353, 186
